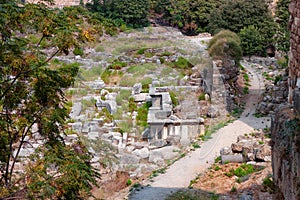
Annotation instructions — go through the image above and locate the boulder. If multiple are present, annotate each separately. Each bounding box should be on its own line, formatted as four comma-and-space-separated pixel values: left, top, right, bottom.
149, 146, 180, 163
166, 135, 181, 145
132, 147, 150, 159
207, 106, 220, 118
242, 143, 254, 155
220, 146, 232, 155
231, 143, 243, 153
255, 145, 271, 161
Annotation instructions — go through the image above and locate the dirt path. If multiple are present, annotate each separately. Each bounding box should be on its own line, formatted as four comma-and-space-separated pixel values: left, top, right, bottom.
127, 61, 270, 200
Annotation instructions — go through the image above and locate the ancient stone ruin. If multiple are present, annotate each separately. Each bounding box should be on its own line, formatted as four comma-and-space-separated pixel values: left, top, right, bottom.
145, 86, 204, 146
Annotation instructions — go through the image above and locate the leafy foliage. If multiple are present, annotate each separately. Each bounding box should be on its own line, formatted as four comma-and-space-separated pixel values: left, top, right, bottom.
275, 0, 291, 53
151, 0, 220, 35
208, 30, 242, 62
136, 102, 151, 127
0, 1, 100, 198
239, 25, 265, 56
207, 0, 276, 55
88, 0, 150, 28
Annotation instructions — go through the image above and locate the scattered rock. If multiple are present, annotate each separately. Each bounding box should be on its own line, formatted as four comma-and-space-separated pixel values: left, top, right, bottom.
132, 147, 150, 159
220, 146, 232, 155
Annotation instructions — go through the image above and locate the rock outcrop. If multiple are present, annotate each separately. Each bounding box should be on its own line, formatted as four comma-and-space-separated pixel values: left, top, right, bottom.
271, 1, 300, 199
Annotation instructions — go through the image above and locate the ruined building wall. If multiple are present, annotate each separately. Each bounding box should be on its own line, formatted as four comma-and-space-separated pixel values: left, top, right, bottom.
272, 1, 300, 199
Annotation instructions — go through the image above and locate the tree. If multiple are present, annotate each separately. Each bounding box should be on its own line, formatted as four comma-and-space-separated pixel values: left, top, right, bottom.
0, 1, 99, 198
89, 0, 150, 28
239, 25, 265, 56
208, 30, 242, 62
207, 0, 276, 55
150, 0, 219, 35
112, 0, 150, 27
275, 0, 291, 53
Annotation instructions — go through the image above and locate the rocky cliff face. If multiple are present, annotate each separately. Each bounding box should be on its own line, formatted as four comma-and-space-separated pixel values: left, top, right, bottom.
272, 106, 300, 200
272, 1, 300, 199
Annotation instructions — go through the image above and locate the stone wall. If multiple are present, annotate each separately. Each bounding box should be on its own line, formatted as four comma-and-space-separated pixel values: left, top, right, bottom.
271, 107, 300, 200
272, 1, 300, 199
288, 0, 300, 103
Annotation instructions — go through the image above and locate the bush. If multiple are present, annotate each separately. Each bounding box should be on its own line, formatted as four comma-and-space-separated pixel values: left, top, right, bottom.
198, 93, 206, 101
208, 30, 242, 62
239, 25, 265, 56
137, 48, 148, 54
173, 57, 193, 69
108, 61, 127, 70
136, 102, 151, 127
169, 91, 179, 106
73, 47, 84, 56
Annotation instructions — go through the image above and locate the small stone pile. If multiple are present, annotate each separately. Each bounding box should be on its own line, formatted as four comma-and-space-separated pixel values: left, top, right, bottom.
220, 131, 271, 163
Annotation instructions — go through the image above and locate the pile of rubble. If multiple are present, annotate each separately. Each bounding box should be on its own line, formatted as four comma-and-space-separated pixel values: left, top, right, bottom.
220, 131, 271, 163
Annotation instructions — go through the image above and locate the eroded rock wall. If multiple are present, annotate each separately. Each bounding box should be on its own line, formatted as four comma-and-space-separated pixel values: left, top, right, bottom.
272, 1, 300, 199
288, 0, 300, 103
272, 107, 300, 200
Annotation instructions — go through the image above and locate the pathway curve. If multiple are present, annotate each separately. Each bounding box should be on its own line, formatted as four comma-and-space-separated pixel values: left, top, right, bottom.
128, 60, 271, 200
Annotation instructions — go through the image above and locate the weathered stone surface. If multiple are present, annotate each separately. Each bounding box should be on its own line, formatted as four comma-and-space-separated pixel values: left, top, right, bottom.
132, 147, 150, 159
149, 146, 180, 163
221, 154, 244, 163
242, 143, 254, 155
207, 106, 220, 118
255, 145, 271, 161
132, 83, 142, 95
166, 135, 181, 145
231, 143, 243, 153
220, 146, 232, 155
118, 153, 140, 165
272, 106, 300, 200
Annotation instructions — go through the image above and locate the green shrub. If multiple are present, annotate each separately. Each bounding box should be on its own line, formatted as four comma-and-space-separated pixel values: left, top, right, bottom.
232, 164, 257, 177
95, 45, 105, 52
225, 168, 235, 177
169, 91, 179, 106
141, 77, 152, 91
108, 61, 127, 70
198, 93, 206, 101
243, 73, 249, 82
262, 176, 276, 192
128, 97, 137, 113
137, 48, 148, 54
73, 47, 84, 56
173, 57, 193, 69
136, 102, 151, 127
243, 86, 249, 94
126, 179, 132, 186
214, 156, 221, 163
208, 30, 242, 62
230, 185, 237, 192
277, 56, 288, 68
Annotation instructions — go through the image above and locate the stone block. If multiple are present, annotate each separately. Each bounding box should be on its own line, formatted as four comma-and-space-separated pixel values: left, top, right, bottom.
221, 154, 244, 164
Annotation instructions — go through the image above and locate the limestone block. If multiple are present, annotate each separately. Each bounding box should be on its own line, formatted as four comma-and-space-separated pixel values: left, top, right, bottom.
221, 154, 244, 164
132, 147, 150, 159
